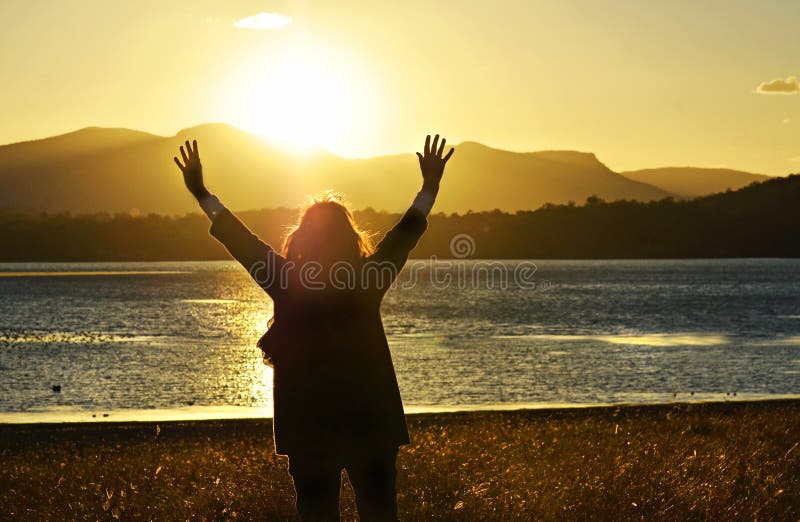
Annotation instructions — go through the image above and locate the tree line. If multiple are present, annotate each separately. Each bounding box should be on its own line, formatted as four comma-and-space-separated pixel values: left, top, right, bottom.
1, 174, 798, 261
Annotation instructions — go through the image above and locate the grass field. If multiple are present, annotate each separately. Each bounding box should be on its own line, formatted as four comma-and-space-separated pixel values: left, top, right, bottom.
2, 400, 799, 520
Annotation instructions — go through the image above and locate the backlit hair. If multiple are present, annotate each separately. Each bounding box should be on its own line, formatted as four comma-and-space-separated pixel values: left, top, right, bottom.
282, 191, 374, 264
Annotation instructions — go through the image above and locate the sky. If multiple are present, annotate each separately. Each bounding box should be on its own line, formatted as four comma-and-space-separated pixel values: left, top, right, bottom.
1, 0, 799, 175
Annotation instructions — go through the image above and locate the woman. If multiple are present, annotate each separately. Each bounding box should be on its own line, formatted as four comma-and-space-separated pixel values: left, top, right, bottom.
173, 134, 454, 521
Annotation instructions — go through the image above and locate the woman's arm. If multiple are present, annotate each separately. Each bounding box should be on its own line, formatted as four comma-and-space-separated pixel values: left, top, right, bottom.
371, 134, 455, 268
172, 140, 285, 295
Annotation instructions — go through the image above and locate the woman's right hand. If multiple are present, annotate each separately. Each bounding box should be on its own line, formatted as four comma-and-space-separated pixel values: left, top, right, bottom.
416, 134, 454, 193
173, 139, 209, 199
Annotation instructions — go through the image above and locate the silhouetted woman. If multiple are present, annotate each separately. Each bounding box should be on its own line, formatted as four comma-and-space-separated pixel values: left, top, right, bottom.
173, 135, 454, 521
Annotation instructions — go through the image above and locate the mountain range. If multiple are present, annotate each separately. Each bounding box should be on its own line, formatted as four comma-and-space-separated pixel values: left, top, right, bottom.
621, 167, 770, 198
0, 124, 773, 214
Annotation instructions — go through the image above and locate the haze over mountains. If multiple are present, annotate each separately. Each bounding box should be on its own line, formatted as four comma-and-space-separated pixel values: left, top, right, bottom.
0, 124, 773, 214
622, 168, 770, 198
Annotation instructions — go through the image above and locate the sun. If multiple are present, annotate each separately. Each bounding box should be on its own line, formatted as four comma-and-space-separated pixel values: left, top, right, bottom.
239, 58, 350, 153
221, 47, 377, 155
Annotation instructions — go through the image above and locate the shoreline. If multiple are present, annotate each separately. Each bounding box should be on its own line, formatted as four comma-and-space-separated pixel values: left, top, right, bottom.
2, 397, 799, 434
2, 394, 800, 426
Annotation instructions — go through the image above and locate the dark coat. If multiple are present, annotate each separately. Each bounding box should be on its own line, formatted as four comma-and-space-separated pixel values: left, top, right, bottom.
209, 207, 427, 456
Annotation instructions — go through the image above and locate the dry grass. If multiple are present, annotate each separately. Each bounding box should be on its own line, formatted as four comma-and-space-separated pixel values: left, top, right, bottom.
2, 400, 799, 520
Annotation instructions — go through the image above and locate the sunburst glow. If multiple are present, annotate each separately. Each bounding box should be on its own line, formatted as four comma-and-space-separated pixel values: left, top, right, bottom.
221, 46, 382, 155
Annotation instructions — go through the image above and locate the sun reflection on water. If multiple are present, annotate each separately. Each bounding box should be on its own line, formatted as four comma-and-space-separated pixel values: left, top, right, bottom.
496, 333, 729, 347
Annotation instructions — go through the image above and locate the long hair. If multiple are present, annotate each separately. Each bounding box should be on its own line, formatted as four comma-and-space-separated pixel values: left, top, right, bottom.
282, 191, 373, 266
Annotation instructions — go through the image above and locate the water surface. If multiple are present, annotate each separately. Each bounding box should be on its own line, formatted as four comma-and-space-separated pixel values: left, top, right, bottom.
1, 259, 799, 422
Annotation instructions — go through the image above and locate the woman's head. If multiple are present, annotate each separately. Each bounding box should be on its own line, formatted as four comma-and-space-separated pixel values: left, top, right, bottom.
282, 191, 373, 265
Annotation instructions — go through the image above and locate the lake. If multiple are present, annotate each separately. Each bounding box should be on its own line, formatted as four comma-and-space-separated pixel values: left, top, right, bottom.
1, 259, 799, 422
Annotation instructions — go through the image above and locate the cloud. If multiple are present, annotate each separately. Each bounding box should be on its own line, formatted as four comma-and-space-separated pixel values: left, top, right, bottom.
234, 12, 292, 30
791, 156, 800, 163
755, 76, 799, 95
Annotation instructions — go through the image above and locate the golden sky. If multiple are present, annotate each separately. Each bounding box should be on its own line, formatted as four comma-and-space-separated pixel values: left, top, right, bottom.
1, 0, 799, 175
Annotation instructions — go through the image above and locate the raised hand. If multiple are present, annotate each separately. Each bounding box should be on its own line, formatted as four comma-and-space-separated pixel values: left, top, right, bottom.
173, 140, 208, 199
416, 134, 454, 192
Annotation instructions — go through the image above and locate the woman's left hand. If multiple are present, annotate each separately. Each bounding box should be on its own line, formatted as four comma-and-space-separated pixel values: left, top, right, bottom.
416, 134, 454, 191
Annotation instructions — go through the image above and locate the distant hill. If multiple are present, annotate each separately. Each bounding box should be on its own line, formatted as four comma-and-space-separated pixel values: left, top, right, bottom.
2, 173, 798, 261
421, 173, 800, 258
433, 142, 672, 212
0, 124, 673, 214
621, 167, 770, 198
